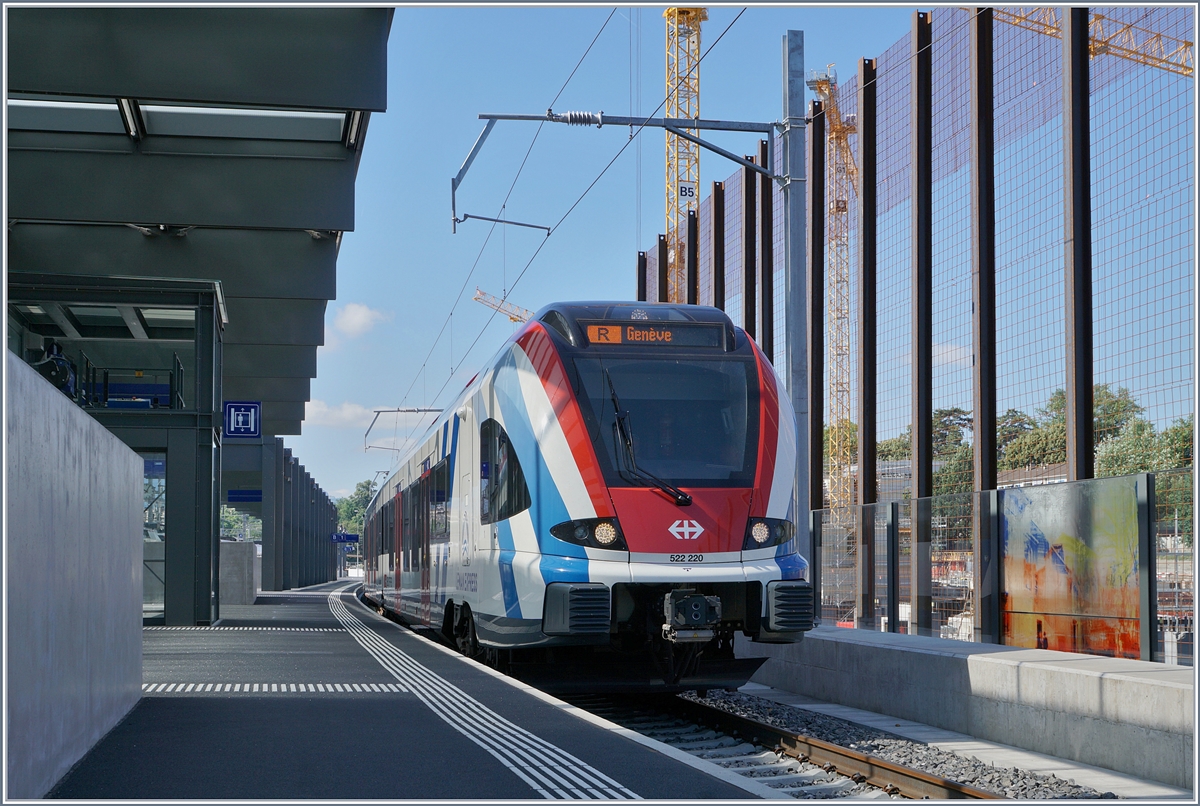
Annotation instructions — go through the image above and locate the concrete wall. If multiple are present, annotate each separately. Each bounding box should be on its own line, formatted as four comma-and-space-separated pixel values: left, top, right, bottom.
739, 627, 1194, 788
218, 540, 259, 605
6, 351, 143, 798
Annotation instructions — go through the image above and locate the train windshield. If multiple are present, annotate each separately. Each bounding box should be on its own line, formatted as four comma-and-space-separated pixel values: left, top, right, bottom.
572, 356, 758, 488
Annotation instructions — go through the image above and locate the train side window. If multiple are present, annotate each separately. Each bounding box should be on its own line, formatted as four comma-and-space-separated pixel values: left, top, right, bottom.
480, 418, 531, 524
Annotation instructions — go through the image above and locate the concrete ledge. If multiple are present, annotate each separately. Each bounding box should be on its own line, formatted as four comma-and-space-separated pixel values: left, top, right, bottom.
219, 541, 259, 605
737, 626, 1193, 789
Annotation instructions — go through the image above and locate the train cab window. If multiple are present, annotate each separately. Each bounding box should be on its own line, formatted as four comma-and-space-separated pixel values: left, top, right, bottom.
480, 418, 531, 524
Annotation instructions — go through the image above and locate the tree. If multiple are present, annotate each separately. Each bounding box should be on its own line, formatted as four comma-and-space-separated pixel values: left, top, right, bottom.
998, 421, 1066, 470
877, 426, 911, 461
933, 407, 972, 457
933, 442, 974, 496
337, 478, 378, 535
997, 408, 1036, 458
1094, 419, 1156, 476
1038, 384, 1144, 437
1154, 415, 1193, 471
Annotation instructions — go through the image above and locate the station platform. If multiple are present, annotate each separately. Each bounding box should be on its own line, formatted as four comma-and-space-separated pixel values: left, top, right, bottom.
48, 580, 774, 800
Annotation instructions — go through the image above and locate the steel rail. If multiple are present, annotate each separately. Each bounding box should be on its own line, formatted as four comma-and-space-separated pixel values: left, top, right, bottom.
669, 696, 1003, 800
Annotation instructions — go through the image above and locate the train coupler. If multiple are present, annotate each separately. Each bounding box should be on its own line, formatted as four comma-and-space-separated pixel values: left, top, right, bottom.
662, 589, 721, 643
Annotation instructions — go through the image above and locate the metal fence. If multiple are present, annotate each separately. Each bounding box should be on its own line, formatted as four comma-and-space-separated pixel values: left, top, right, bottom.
814, 469, 1193, 665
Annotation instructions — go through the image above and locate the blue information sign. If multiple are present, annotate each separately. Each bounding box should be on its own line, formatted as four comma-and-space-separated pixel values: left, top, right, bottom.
224, 401, 261, 438
331, 533, 359, 543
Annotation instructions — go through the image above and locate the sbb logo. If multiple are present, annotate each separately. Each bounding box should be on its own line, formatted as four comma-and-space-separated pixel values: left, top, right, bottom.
669, 520, 704, 540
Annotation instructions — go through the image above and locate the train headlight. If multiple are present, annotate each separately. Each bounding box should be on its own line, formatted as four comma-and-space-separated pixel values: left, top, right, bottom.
592, 521, 618, 546
743, 518, 795, 551
550, 518, 628, 551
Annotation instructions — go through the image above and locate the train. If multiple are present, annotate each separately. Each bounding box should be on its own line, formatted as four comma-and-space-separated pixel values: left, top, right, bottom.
360, 301, 814, 692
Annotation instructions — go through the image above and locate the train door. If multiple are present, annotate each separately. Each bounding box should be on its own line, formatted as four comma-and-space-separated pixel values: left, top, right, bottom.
392, 490, 402, 600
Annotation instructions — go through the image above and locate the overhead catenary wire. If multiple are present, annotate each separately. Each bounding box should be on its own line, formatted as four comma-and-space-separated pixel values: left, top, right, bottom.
417, 9, 748, 414
387, 9, 619, 450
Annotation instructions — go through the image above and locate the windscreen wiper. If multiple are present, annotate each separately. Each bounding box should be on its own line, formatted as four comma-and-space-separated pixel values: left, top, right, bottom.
605, 370, 692, 506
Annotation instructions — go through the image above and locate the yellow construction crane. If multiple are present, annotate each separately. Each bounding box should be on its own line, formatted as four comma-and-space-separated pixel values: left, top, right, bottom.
806, 65, 857, 525
664, 7, 707, 303
990, 8, 1193, 77
472, 288, 533, 323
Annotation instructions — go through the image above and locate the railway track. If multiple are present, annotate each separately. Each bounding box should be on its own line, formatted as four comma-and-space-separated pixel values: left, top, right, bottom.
567, 694, 1002, 800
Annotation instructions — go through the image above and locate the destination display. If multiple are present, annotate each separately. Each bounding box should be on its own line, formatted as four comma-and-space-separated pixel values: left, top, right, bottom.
581, 321, 724, 349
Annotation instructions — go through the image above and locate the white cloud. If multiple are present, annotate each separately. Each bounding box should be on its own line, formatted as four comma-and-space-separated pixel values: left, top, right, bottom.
334, 303, 389, 338
933, 341, 973, 371
304, 400, 377, 428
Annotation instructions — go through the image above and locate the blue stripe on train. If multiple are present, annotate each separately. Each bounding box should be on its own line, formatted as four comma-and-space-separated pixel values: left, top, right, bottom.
492, 350, 589, 591
496, 520, 521, 618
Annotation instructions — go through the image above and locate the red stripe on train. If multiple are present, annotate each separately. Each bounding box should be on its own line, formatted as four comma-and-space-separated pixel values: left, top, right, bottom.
751, 340, 779, 517
516, 324, 615, 517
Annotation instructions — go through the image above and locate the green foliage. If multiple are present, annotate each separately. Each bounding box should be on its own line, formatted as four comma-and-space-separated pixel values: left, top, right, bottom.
997, 408, 1036, 456
1155, 415, 1194, 470
823, 419, 858, 460
219, 505, 261, 541
933, 407, 972, 457
337, 478, 378, 535
997, 420, 1067, 470
877, 425, 911, 462
1038, 384, 1144, 436
1094, 419, 1157, 476
933, 442, 974, 496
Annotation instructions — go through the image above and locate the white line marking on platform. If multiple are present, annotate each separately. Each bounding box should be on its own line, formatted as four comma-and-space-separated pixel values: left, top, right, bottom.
327, 586, 639, 800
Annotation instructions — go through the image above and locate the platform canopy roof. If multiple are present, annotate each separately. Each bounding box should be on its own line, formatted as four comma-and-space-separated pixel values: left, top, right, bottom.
6, 7, 393, 438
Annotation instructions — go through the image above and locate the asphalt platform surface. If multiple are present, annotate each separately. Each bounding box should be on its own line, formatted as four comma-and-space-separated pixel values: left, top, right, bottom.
49, 580, 762, 800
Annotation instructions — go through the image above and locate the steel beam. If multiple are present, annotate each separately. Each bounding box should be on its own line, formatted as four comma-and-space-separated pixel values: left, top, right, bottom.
8, 139, 356, 231
223, 377, 311, 403
8, 8, 390, 111
657, 235, 669, 303
687, 210, 699, 306
758, 140, 774, 361
223, 298, 327, 346
711, 181, 726, 310
857, 58, 879, 508
782, 29, 810, 567
910, 10, 934, 638
7, 224, 338, 301
806, 100, 825, 512
742, 161, 757, 339
223, 345, 316, 378
971, 8, 998, 493
1063, 6, 1094, 481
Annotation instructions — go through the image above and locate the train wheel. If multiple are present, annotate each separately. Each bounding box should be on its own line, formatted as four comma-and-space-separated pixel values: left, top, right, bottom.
454, 605, 479, 658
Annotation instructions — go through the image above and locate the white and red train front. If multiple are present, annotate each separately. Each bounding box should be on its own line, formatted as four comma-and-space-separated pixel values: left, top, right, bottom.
362, 302, 813, 688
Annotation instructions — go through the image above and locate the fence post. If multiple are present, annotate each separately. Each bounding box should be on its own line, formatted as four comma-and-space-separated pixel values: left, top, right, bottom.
810, 509, 823, 625
1139, 473, 1157, 661
975, 489, 1002, 643
858, 505, 876, 630
887, 501, 899, 632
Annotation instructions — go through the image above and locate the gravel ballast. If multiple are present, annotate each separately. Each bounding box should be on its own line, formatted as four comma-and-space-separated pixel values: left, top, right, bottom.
682, 690, 1119, 799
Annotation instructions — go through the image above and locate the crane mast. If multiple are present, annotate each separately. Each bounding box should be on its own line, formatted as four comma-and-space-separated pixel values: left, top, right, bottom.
664, 7, 707, 303
806, 66, 858, 528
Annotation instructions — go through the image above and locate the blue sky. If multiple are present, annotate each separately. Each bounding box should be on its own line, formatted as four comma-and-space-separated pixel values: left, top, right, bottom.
290, 5, 923, 498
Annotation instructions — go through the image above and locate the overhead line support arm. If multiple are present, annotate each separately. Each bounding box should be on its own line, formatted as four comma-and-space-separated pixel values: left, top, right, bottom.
478, 111, 785, 183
